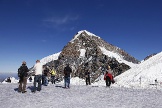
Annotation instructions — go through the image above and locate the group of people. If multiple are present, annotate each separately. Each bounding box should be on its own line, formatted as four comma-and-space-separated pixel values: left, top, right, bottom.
42, 65, 56, 86
17, 60, 114, 93
17, 60, 72, 93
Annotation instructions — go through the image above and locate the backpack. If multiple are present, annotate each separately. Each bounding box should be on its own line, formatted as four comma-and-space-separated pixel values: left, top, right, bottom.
18, 67, 24, 77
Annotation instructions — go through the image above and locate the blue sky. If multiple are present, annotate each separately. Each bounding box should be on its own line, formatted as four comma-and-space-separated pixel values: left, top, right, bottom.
0, 0, 162, 73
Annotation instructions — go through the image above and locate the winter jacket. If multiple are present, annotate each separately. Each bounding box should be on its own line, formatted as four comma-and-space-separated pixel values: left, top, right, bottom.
104, 72, 113, 81
64, 65, 72, 78
51, 69, 56, 76
33, 62, 43, 75
85, 71, 90, 78
43, 67, 49, 76
19, 64, 29, 77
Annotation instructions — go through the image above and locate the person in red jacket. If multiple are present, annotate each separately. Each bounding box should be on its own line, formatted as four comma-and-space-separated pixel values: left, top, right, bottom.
104, 66, 114, 87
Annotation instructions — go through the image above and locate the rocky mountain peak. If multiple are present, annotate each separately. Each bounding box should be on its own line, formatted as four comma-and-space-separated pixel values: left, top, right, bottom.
70, 30, 99, 43
45, 30, 139, 82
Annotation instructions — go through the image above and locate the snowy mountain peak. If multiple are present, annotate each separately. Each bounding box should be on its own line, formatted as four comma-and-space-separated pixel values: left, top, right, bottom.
39, 30, 139, 84
70, 30, 100, 42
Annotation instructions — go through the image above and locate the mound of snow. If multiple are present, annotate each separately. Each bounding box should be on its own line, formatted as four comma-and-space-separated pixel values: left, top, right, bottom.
115, 51, 162, 89
2, 77, 19, 83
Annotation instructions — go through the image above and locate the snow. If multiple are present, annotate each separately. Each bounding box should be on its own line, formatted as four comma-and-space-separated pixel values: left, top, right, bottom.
79, 49, 86, 57
2, 77, 19, 83
1, 81, 162, 108
70, 30, 100, 42
99, 46, 136, 67
2, 76, 35, 84
40, 52, 60, 65
115, 51, 162, 89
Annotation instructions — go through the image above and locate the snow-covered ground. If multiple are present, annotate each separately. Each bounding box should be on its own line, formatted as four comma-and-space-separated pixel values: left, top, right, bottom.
1, 82, 162, 108
115, 51, 162, 89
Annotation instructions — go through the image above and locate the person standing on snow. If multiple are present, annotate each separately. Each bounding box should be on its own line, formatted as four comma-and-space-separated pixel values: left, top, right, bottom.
50, 66, 56, 84
18, 61, 29, 93
64, 64, 72, 88
104, 65, 114, 87
85, 69, 91, 85
43, 65, 50, 86
32, 60, 43, 92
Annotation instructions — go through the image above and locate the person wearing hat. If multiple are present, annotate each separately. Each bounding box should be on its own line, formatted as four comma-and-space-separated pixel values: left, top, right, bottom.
18, 61, 29, 93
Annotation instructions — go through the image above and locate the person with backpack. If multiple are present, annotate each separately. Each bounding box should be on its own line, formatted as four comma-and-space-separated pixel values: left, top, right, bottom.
64, 64, 72, 88
32, 60, 43, 92
18, 61, 29, 93
104, 65, 115, 87
50, 66, 56, 84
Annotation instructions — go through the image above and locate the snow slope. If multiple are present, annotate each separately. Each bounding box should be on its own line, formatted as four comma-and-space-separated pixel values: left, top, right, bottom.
40, 52, 60, 65
115, 51, 162, 88
99, 46, 136, 67
1, 82, 162, 108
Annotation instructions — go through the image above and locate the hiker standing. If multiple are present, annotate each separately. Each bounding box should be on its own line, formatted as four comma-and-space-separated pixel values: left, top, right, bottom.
18, 61, 29, 93
51, 66, 56, 84
43, 65, 50, 86
85, 69, 91, 85
64, 64, 72, 88
104, 66, 114, 87
32, 60, 43, 92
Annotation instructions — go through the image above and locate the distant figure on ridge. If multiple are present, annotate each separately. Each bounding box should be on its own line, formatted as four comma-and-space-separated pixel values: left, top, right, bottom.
64, 64, 72, 88
18, 61, 29, 93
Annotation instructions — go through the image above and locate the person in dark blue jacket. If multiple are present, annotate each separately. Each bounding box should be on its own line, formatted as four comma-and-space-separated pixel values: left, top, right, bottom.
64, 64, 72, 88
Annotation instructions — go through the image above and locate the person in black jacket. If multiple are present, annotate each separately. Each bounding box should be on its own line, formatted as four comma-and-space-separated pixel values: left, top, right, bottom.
18, 61, 29, 93
64, 64, 72, 88
85, 69, 91, 85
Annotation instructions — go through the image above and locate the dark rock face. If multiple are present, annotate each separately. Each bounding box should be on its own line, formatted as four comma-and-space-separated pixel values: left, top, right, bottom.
144, 53, 157, 61
45, 30, 139, 82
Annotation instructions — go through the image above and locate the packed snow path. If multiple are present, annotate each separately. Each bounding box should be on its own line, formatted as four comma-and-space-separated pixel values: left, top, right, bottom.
1, 83, 162, 108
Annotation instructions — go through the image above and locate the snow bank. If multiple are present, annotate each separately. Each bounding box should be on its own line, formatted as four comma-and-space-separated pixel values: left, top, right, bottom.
115, 51, 162, 89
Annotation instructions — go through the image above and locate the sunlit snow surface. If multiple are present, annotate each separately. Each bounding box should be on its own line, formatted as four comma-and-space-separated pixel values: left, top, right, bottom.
115, 51, 162, 89
1, 82, 162, 108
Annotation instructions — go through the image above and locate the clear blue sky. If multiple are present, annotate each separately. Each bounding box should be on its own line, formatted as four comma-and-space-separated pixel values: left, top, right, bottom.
0, 0, 162, 73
